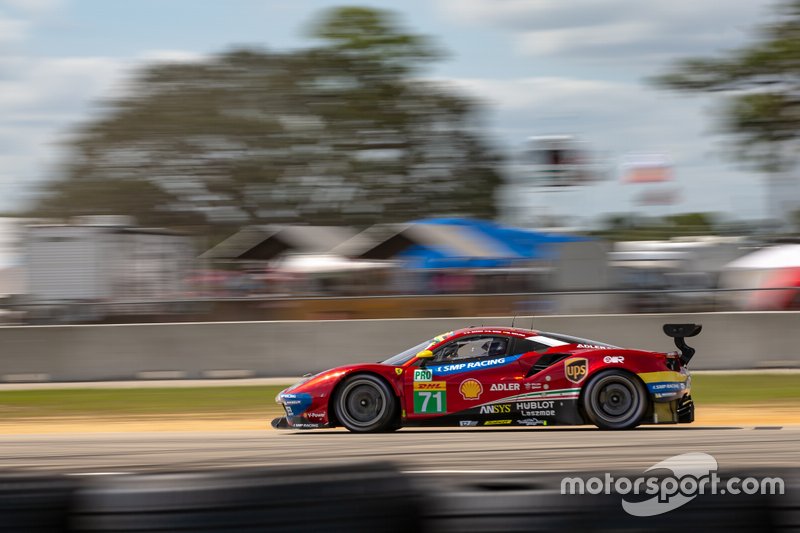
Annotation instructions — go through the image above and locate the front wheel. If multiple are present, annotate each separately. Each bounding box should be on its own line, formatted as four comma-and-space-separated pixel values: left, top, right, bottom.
582, 370, 648, 430
334, 375, 397, 433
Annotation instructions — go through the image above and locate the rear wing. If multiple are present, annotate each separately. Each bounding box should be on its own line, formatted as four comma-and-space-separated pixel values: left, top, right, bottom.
663, 323, 702, 366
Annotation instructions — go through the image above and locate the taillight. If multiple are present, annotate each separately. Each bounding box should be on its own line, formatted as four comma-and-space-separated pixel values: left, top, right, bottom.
665, 351, 681, 371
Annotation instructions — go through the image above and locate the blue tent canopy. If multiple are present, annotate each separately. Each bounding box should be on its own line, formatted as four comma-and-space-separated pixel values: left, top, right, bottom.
397, 218, 587, 269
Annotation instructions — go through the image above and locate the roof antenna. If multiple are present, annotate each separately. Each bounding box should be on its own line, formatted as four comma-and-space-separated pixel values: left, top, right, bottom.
530, 315, 535, 331
511, 315, 517, 328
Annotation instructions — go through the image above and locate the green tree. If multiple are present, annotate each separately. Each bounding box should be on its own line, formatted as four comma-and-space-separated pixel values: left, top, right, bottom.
653, 0, 800, 172
32, 7, 502, 231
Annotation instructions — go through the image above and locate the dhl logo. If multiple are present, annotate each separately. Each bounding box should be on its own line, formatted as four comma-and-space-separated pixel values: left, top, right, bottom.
414, 381, 446, 391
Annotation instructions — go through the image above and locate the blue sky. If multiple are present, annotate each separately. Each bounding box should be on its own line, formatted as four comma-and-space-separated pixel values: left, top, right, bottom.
0, 0, 782, 225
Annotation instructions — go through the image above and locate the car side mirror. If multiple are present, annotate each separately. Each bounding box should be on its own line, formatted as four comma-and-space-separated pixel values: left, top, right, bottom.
416, 350, 434, 359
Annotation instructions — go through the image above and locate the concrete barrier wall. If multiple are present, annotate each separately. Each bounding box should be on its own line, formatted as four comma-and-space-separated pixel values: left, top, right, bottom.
0, 312, 798, 382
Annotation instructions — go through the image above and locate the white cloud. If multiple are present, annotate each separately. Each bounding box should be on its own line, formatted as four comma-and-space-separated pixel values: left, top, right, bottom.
0, 0, 218, 214
138, 49, 206, 64
434, 74, 767, 220
516, 21, 656, 57
437, 76, 637, 112
1, 0, 63, 15
0, 55, 129, 210
0, 14, 28, 43
437, 0, 774, 63
433, 0, 774, 220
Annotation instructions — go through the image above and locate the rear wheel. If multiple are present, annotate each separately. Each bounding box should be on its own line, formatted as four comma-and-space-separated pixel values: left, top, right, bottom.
582, 370, 648, 430
334, 375, 397, 433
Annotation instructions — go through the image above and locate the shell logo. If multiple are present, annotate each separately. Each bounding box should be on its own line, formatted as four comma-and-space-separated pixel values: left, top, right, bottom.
459, 378, 483, 400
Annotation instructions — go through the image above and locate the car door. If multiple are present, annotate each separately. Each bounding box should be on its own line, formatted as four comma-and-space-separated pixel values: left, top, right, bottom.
403, 335, 524, 422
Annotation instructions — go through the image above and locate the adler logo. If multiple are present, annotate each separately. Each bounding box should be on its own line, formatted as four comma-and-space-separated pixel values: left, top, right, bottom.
564, 357, 588, 384
490, 383, 520, 392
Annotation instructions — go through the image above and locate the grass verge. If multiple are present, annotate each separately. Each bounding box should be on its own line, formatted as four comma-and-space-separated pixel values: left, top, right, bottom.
690, 374, 800, 405
0, 374, 797, 421
0, 386, 289, 420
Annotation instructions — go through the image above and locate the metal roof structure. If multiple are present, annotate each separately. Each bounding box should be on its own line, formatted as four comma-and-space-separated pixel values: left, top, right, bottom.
200, 225, 357, 261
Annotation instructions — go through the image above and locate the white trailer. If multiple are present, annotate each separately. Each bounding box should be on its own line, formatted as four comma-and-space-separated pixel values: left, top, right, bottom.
24, 220, 192, 321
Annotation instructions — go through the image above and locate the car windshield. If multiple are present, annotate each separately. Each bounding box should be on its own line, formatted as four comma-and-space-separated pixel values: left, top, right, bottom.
381, 340, 433, 366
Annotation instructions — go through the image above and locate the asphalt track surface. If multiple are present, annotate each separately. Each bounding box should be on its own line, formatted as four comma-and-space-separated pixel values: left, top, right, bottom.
1, 425, 798, 474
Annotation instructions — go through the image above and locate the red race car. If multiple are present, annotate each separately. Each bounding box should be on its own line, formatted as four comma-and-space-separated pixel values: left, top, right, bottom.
272, 323, 700, 432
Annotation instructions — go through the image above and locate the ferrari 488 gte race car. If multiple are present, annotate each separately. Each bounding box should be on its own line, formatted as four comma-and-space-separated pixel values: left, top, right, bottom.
272, 323, 701, 432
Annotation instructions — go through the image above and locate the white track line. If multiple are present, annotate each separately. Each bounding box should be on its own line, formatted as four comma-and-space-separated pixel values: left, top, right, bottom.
402, 469, 567, 475
67, 472, 132, 476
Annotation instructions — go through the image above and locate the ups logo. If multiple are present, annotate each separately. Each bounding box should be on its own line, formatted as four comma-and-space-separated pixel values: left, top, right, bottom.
564, 357, 588, 384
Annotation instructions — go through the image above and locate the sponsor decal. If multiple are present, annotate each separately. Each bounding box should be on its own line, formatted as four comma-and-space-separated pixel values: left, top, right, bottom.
638, 371, 689, 399
577, 344, 610, 349
459, 378, 483, 400
649, 382, 685, 391
306, 412, 326, 419
459, 420, 479, 427
483, 419, 512, 426
564, 357, 588, 384
414, 389, 446, 414
290, 422, 323, 429
476, 387, 581, 407
281, 393, 313, 416
516, 401, 556, 416
430, 354, 523, 376
414, 381, 447, 413
647, 381, 686, 398
480, 404, 512, 414
520, 410, 555, 417
518, 418, 547, 426
414, 381, 446, 391
490, 382, 520, 392
603, 355, 625, 364
395, 368, 403, 376
413, 369, 433, 382
524, 382, 543, 390
516, 400, 555, 410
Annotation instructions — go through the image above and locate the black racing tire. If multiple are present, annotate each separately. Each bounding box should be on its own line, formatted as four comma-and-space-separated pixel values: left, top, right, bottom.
582, 370, 648, 430
334, 374, 397, 433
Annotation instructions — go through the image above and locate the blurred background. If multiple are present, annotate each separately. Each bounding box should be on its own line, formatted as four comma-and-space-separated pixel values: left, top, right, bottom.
1, 4, 800, 531
1, 0, 800, 325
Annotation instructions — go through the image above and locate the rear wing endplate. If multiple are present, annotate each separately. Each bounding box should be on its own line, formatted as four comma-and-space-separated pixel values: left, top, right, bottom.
663, 323, 702, 365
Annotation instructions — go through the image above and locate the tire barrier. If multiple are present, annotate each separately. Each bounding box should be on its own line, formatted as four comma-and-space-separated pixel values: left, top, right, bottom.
0, 465, 796, 532
0, 473, 75, 533
70, 463, 424, 532
420, 472, 781, 533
